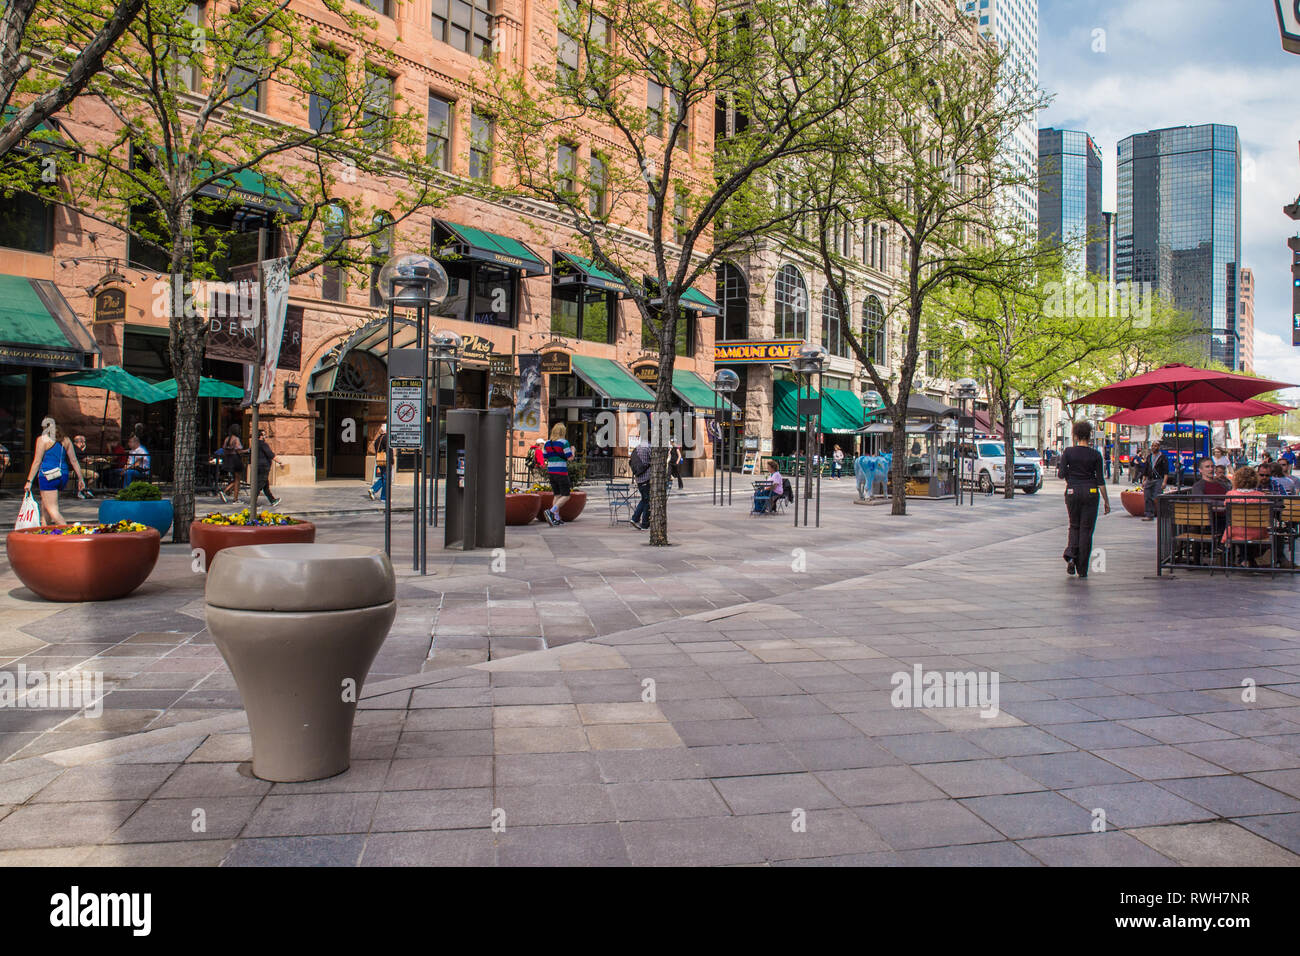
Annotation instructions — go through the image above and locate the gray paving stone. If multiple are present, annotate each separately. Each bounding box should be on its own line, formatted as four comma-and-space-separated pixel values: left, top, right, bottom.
960, 792, 1094, 840
1007, 752, 1140, 789
1231, 813, 1300, 855
713, 772, 841, 814
154, 762, 272, 799
1059, 782, 1218, 829
792, 736, 901, 772
595, 749, 707, 782
360, 829, 497, 866
895, 841, 1040, 866
856, 799, 1003, 850
1090, 745, 1231, 781
1016, 830, 1178, 866
741, 808, 891, 860
495, 784, 618, 826
621, 816, 767, 866
815, 766, 946, 807
0, 799, 140, 848
1118, 716, 1237, 744
1158, 775, 1300, 817
915, 760, 1048, 798
608, 780, 729, 820
1040, 721, 1159, 750
875, 733, 992, 764
689, 743, 803, 777
243, 792, 379, 838
223, 835, 367, 867
958, 726, 1075, 757
370, 787, 492, 831
1178, 738, 1300, 773
497, 823, 631, 866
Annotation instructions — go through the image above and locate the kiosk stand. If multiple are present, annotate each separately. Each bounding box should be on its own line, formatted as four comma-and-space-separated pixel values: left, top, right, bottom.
445, 409, 507, 551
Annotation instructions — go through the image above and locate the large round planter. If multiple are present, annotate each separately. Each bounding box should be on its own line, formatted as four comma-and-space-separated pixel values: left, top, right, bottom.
6, 527, 160, 601
1120, 488, 1146, 517
557, 490, 587, 522
99, 498, 174, 537
505, 493, 541, 526
190, 519, 317, 572
535, 491, 554, 521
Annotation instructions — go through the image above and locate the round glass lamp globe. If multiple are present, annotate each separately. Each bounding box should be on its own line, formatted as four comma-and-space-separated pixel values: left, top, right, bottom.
861, 389, 883, 409
433, 330, 463, 352
712, 368, 740, 393
377, 253, 449, 307
793, 343, 828, 373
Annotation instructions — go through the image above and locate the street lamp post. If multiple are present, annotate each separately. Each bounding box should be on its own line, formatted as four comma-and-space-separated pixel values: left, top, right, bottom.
712, 368, 739, 506
377, 252, 448, 574
792, 344, 827, 527
954, 378, 978, 507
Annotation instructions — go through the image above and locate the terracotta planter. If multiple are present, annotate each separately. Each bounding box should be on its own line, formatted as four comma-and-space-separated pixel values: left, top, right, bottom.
557, 490, 587, 522
190, 519, 317, 572
6, 527, 160, 601
505, 493, 541, 526
1120, 488, 1146, 517
535, 491, 554, 520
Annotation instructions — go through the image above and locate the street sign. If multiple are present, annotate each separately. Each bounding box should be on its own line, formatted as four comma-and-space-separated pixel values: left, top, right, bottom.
388, 377, 425, 448
1278, 0, 1300, 54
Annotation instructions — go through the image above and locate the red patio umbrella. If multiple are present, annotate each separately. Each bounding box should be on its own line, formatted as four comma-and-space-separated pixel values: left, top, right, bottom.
1104, 399, 1291, 427
1074, 364, 1295, 485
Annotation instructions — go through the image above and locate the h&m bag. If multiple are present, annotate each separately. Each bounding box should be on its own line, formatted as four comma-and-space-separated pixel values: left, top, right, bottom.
15, 491, 41, 530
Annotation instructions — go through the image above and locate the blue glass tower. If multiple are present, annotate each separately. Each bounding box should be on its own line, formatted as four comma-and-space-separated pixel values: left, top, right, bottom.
1116, 124, 1242, 369
1038, 128, 1105, 275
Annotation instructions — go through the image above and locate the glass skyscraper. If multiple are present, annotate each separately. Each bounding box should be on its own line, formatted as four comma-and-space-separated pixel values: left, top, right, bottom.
1038, 128, 1105, 276
1116, 124, 1242, 369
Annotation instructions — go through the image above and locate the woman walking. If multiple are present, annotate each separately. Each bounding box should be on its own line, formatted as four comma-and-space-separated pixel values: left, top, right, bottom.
367, 423, 389, 502
1057, 420, 1109, 578
218, 424, 244, 503
23, 417, 86, 526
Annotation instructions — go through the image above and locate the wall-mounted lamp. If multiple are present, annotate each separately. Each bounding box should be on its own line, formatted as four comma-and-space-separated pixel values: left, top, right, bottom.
283, 379, 300, 407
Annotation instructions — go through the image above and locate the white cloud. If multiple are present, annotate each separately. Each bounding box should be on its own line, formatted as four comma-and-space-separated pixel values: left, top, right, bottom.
1252, 330, 1300, 400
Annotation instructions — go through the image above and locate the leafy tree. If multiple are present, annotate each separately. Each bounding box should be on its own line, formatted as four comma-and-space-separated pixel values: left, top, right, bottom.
480, 0, 897, 543
54, 0, 452, 539
787, 0, 1046, 514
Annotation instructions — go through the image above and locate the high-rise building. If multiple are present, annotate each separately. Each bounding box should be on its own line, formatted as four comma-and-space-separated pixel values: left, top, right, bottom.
1116, 124, 1242, 369
963, 0, 1039, 233
1239, 267, 1255, 373
1038, 128, 1105, 275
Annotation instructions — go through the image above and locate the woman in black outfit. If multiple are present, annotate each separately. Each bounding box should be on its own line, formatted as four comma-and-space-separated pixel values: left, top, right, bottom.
1057, 420, 1110, 578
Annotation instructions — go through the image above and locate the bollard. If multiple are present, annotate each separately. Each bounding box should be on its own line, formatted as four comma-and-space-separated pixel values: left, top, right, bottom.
204, 543, 396, 782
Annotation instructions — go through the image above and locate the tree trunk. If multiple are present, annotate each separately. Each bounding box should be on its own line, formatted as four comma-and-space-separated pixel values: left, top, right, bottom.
889, 417, 908, 515
1000, 394, 1015, 499
168, 202, 201, 544
647, 310, 677, 546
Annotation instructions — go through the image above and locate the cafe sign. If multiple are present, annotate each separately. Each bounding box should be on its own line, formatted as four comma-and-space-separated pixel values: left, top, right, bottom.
92, 288, 127, 325
460, 334, 497, 365
714, 340, 802, 364
630, 361, 658, 388
540, 350, 571, 374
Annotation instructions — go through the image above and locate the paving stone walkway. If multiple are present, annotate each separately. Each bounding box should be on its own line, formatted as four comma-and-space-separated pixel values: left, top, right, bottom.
1, 477, 1299, 865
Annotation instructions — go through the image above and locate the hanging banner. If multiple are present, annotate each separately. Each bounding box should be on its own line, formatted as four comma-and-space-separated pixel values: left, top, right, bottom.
257, 257, 291, 403
515, 353, 543, 432
277, 305, 303, 371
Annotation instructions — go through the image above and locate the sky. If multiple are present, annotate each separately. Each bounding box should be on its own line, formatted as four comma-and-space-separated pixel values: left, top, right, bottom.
1038, 0, 1300, 396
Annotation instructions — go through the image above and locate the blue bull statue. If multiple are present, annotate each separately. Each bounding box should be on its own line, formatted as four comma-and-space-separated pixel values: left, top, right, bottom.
854, 453, 892, 500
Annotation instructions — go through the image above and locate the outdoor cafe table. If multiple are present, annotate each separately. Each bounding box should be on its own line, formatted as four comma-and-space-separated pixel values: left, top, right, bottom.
1156, 494, 1298, 576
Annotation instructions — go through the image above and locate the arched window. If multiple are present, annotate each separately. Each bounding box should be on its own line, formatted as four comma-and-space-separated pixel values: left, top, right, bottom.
862, 295, 886, 365
821, 288, 847, 358
715, 262, 748, 341
774, 264, 807, 340
369, 212, 393, 308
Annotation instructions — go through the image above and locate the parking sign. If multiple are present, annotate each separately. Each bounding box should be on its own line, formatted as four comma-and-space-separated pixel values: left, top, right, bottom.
388, 378, 425, 448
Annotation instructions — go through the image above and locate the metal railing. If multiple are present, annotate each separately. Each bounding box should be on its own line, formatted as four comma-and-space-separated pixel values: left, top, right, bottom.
1156, 493, 1299, 576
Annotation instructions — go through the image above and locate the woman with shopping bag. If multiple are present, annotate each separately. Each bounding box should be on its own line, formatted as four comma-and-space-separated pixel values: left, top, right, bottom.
22, 417, 86, 526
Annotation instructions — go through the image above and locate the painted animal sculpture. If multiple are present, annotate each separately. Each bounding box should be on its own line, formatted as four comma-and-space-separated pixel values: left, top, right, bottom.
854, 453, 892, 499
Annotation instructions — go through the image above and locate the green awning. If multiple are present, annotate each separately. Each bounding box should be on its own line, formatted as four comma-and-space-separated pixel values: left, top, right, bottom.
195, 160, 301, 215
0, 275, 98, 369
151, 376, 245, 399
435, 220, 547, 275
822, 385, 870, 432
772, 379, 860, 434
570, 355, 656, 409
671, 369, 736, 414
53, 365, 168, 403
1, 105, 67, 154
553, 252, 628, 294
680, 287, 721, 316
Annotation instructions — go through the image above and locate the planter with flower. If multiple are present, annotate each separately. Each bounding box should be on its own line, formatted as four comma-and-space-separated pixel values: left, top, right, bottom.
1120, 487, 1146, 517
99, 480, 173, 537
190, 509, 316, 571
6, 520, 160, 601
504, 488, 541, 526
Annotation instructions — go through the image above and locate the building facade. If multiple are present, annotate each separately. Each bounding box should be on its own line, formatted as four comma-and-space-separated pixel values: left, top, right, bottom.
1116, 124, 1243, 370
0, 0, 722, 490
964, 0, 1039, 234
1038, 128, 1105, 276
1239, 266, 1255, 373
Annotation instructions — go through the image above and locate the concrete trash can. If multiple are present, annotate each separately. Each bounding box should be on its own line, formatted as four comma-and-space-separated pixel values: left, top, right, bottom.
204, 543, 396, 782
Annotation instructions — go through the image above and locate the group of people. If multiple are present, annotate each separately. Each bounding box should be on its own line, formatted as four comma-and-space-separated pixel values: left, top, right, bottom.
218, 425, 282, 508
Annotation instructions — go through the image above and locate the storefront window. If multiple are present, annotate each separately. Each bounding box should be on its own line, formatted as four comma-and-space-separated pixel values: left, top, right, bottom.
0, 192, 53, 254
474, 265, 514, 326
552, 283, 615, 344
715, 262, 748, 341
642, 309, 693, 356
774, 264, 807, 339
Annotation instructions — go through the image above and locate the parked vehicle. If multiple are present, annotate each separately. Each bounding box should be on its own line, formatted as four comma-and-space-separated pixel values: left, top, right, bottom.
958, 439, 1043, 494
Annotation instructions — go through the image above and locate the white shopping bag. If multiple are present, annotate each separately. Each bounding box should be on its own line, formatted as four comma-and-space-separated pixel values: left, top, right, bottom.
14, 491, 41, 530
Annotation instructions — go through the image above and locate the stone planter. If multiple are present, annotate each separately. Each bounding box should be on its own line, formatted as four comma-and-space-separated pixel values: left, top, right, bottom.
505, 493, 540, 526
557, 490, 587, 522
205, 544, 395, 782
1120, 488, 1146, 517
190, 519, 316, 572
99, 498, 174, 538
535, 491, 554, 520
6, 527, 160, 601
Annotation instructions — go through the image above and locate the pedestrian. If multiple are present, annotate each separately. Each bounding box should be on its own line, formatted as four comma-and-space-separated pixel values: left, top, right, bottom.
832, 444, 844, 479
542, 422, 575, 526
254, 428, 282, 509
122, 434, 151, 486
1211, 446, 1231, 472
219, 425, 244, 503
1057, 420, 1109, 578
629, 433, 652, 531
1142, 440, 1168, 521
366, 423, 389, 501
670, 441, 684, 491
23, 417, 88, 525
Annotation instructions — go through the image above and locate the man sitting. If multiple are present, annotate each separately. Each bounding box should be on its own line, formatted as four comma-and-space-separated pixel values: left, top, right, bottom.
123, 435, 151, 487
1189, 457, 1228, 496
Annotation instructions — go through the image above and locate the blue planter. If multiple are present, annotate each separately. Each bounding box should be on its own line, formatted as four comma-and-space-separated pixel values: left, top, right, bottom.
99, 498, 174, 537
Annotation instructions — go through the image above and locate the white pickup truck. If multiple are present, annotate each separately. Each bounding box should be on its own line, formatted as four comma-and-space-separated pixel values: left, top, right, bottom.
957, 440, 1043, 495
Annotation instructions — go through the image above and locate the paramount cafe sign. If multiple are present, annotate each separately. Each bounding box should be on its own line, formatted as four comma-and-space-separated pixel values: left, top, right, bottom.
714, 340, 802, 364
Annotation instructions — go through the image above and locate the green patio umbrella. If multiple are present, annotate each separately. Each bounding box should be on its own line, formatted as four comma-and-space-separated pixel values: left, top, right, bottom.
53, 365, 168, 404
151, 377, 245, 399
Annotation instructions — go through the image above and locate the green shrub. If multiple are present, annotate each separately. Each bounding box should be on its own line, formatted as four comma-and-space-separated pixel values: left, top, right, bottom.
116, 480, 162, 501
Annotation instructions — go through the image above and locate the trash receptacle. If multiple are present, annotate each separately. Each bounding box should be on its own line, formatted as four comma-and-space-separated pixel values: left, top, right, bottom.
204, 543, 396, 782
445, 408, 507, 550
